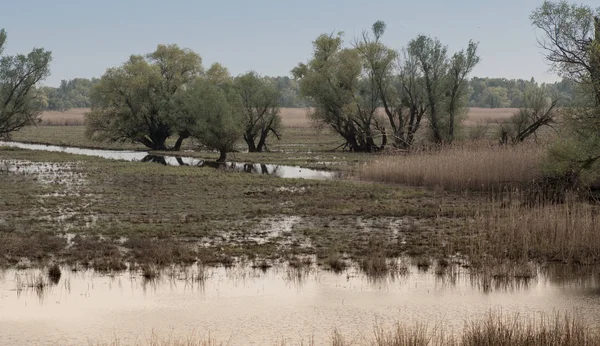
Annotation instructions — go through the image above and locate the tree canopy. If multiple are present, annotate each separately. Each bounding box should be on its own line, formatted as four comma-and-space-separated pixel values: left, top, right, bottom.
86, 44, 202, 150
234, 71, 282, 152
0, 29, 52, 138
177, 77, 243, 162
533, 1, 600, 195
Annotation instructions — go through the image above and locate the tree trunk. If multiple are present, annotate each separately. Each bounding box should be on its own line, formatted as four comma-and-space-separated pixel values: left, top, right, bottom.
244, 134, 257, 152
173, 132, 189, 151
256, 130, 268, 152
217, 150, 227, 163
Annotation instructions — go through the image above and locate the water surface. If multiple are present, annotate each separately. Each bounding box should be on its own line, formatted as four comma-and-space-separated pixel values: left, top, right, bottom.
1, 265, 600, 345
0, 141, 338, 180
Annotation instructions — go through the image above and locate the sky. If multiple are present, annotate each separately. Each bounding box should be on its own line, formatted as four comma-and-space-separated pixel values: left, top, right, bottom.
2, 0, 598, 87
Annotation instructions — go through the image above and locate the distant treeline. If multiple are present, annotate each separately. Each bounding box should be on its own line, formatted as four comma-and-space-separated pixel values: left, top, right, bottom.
39, 76, 577, 111
468, 77, 578, 108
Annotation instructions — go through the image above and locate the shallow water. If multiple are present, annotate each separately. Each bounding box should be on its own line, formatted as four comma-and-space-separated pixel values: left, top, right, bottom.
2, 265, 600, 345
0, 141, 339, 180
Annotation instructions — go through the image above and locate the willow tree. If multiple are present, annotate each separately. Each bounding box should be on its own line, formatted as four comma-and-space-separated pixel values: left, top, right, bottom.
532, 1, 600, 193
234, 71, 281, 152
177, 78, 243, 162
86, 44, 202, 150
408, 36, 479, 145
354, 21, 478, 149
0, 29, 52, 138
292, 33, 386, 152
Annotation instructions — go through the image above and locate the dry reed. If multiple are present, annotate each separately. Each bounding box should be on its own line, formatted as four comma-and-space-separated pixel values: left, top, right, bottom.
33, 107, 515, 129
100, 311, 599, 346
356, 144, 544, 191
38, 108, 87, 126
472, 202, 600, 264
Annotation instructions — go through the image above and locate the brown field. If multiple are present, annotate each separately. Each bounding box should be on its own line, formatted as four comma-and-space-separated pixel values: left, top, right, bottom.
37, 107, 517, 128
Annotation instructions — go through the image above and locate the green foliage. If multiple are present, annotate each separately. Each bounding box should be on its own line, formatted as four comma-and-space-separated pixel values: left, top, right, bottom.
530, 1, 599, 90
234, 71, 281, 152
532, 1, 600, 195
407, 35, 479, 144
178, 78, 243, 161
41, 78, 99, 111
86, 44, 202, 150
500, 85, 558, 144
469, 77, 579, 108
293, 32, 385, 152
0, 28, 52, 138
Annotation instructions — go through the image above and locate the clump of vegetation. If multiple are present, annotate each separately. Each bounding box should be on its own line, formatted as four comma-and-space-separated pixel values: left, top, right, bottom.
47, 263, 61, 284
141, 264, 160, 281
414, 257, 432, 271
324, 255, 347, 273
251, 260, 272, 272
287, 256, 313, 269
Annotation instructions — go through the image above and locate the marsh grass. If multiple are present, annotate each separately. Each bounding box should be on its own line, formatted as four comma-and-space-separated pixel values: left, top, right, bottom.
100, 312, 599, 346
471, 202, 600, 265
356, 143, 543, 192
324, 255, 347, 273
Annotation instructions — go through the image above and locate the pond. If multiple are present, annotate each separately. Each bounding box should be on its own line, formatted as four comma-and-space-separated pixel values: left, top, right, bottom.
0, 141, 339, 180
1, 264, 600, 345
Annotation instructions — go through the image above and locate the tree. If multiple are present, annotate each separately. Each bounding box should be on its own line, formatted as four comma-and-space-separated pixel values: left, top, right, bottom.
86, 44, 202, 150
42, 78, 99, 111
292, 33, 385, 152
532, 1, 600, 196
177, 78, 243, 162
531, 1, 600, 104
409, 36, 479, 144
0, 29, 52, 138
234, 71, 282, 152
483, 86, 510, 108
499, 86, 558, 144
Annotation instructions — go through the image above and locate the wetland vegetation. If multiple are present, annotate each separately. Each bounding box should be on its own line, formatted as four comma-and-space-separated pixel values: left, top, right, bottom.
1, 0, 600, 344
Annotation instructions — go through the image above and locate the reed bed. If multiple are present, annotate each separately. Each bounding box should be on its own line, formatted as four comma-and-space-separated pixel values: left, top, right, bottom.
38, 108, 87, 126
101, 311, 600, 345
472, 202, 600, 264
356, 144, 544, 191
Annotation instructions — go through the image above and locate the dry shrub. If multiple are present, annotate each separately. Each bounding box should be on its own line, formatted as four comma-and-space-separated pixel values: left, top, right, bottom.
472, 202, 600, 264
356, 143, 544, 191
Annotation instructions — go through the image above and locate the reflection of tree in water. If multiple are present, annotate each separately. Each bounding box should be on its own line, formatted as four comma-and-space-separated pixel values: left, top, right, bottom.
175, 157, 187, 166
240, 163, 278, 175
142, 156, 284, 177
196, 160, 226, 170
141, 155, 167, 165
141, 155, 189, 166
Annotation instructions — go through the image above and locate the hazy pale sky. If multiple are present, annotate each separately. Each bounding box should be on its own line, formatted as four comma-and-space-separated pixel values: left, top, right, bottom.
3, 0, 598, 87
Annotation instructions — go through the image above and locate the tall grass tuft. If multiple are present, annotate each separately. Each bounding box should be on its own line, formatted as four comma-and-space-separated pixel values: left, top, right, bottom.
356, 144, 543, 191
